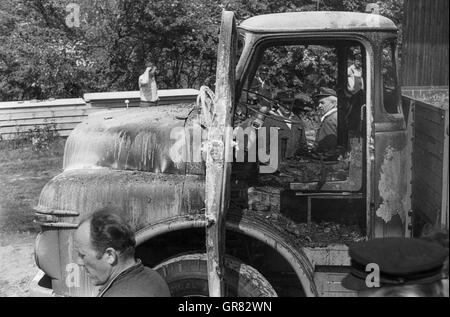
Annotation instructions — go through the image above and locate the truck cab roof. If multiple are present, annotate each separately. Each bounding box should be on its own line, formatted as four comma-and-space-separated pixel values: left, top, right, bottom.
238, 11, 397, 34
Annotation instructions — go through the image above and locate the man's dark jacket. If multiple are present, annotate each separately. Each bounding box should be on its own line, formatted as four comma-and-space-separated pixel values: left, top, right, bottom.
316, 110, 337, 153
98, 260, 171, 297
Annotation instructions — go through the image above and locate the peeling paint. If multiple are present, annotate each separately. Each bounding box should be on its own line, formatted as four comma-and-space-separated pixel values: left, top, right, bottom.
369, 136, 375, 162
376, 145, 408, 223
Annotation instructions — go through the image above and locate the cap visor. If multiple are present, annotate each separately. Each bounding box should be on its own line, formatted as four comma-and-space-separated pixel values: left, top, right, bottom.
341, 273, 371, 291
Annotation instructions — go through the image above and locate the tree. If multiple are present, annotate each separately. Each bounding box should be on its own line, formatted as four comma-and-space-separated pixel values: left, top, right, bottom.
0, 0, 404, 101
0, 0, 118, 100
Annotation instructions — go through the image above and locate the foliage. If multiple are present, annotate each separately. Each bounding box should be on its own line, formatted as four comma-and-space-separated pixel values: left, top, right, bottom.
107, 0, 223, 90
0, 0, 120, 100
259, 45, 338, 100
1, 122, 59, 151
0, 0, 404, 101
28, 122, 59, 151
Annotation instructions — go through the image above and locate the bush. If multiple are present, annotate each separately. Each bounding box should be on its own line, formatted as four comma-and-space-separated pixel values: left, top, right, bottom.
28, 123, 59, 151
0, 122, 59, 152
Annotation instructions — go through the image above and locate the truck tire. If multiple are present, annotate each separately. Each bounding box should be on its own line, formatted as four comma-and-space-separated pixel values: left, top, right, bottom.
154, 253, 277, 297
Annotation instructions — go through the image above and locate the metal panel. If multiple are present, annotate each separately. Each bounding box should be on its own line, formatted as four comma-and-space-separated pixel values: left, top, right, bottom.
441, 105, 449, 229
204, 10, 237, 297
314, 272, 356, 297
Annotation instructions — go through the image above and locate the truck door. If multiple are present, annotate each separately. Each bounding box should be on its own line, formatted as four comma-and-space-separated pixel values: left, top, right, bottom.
204, 10, 237, 297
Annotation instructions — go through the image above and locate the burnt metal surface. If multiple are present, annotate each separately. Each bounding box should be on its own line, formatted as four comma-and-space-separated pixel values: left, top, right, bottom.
204, 10, 237, 297
55, 210, 320, 297
36, 168, 205, 296
226, 209, 318, 297
63, 104, 203, 175
37, 169, 205, 231
233, 207, 365, 248
238, 11, 397, 33
36, 166, 364, 296
373, 131, 411, 238
287, 138, 363, 191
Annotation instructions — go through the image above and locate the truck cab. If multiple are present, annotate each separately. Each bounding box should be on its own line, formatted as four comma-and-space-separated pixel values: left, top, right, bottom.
32, 11, 411, 297
235, 11, 409, 238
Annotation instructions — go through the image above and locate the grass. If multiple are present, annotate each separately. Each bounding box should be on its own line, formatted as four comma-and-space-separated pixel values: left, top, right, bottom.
0, 138, 66, 233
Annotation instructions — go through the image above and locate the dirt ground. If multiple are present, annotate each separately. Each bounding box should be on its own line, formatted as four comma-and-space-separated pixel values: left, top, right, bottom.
0, 232, 37, 296
0, 138, 65, 297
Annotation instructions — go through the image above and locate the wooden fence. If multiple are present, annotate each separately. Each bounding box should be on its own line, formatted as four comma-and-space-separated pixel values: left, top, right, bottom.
402, 86, 449, 232
0, 89, 199, 139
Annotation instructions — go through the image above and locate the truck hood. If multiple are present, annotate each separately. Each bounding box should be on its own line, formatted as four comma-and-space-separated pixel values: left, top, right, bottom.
63, 103, 204, 175
35, 169, 205, 230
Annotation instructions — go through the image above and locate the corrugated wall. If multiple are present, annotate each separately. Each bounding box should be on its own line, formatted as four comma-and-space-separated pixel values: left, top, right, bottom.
401, 0, 449, 86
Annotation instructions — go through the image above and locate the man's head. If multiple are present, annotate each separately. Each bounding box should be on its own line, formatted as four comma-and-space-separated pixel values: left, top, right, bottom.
257, 65, 270, 83
74, 207, 136, 286
144, 62, 157, 75
342, 238, 448, 297
354, 54, 362, 68
318, 96, 337, 115
315, 87, 338, 115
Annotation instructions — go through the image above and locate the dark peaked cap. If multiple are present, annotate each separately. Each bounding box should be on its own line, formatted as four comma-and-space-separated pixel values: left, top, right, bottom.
314, 87, 337, 99
342, 238, 448, 291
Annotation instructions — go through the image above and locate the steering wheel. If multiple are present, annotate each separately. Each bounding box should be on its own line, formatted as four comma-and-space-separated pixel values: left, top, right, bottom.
241, 89, 304, 125
242, 88, 288, 112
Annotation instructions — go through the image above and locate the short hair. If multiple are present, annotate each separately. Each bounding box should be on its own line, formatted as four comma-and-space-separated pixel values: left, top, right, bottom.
80, 207, 136, 260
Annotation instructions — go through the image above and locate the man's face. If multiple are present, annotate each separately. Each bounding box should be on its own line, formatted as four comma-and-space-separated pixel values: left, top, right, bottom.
354, 58, 362, 68
258, 66, 269, 83
318, 96, 336, 115
74, 221, 113, 286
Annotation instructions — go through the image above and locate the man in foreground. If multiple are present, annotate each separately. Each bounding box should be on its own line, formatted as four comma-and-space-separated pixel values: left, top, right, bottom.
74, 207, 171, 297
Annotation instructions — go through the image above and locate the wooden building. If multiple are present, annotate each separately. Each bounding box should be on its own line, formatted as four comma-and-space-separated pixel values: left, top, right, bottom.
401, 0, 449, 232
401, 0, 449, 86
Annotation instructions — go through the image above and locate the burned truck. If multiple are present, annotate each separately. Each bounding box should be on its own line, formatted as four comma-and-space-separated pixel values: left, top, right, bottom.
31, 11, 414, 297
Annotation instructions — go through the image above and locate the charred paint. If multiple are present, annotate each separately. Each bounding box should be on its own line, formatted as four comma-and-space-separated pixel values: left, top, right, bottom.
238, 12, 397, 33
37, 169, 205, 232
204, 11, 237, 297
375, 142, 409, 225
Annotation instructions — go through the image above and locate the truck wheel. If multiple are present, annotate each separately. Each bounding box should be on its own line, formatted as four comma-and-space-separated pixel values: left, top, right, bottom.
154, 253, 277, 297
